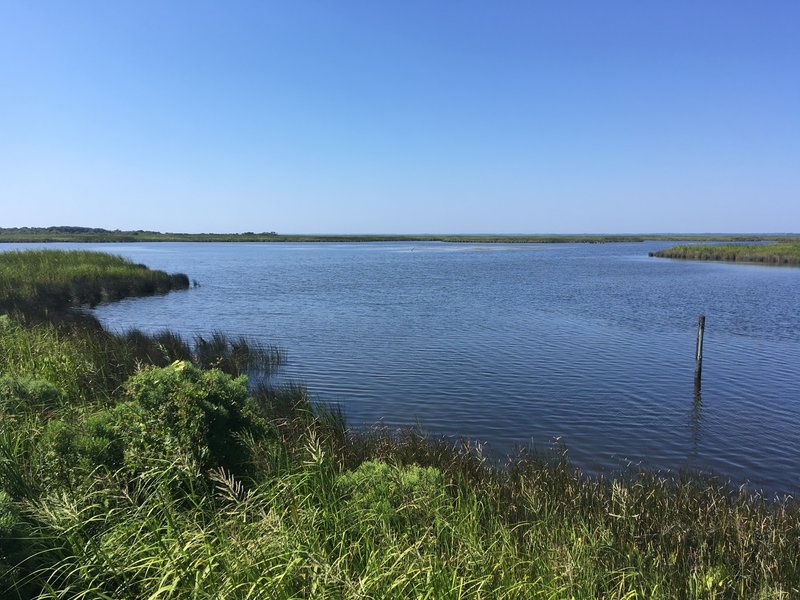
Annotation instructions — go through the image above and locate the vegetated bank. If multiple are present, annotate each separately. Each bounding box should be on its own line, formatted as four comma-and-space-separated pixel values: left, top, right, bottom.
0, 227, 644, 243
650, 242, 800, 266
2, 225, 799, 244
0, 250, 190, 316
1, 250, 798, 598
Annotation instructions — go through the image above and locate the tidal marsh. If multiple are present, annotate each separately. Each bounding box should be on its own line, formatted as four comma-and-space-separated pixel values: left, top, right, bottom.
651, 242, 800, 266
0, 249, 189, 317
3, 226, 798, 245
0, 249, 798, 598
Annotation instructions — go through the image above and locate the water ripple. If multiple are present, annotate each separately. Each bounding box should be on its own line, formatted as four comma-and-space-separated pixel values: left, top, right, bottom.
16, 240, 794, 496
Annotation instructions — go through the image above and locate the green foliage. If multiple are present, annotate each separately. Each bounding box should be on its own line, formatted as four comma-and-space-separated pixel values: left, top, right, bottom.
0, 489, 27, 592
336, 460, 447, 532
32, 411, 121, 491
193, 331, 283, 377
118, 361, 264, 473
0, 318, 99, 402
4, 362, 268, 495
0, 315, 282, 406
3, 226, 799, 244
652, 242, 800, 265
0, 375, 65, 413
0, 490, 16, 534
0, 249, 189, 313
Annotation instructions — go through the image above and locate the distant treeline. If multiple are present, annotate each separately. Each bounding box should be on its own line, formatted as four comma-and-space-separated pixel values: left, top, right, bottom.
0, 227, 280, 243
2, 227, 798, 244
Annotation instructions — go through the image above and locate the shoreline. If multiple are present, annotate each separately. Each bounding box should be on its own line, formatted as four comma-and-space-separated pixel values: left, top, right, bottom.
650, 242, 800, 266
2, 249, 799, 597
2, 227, 799, 244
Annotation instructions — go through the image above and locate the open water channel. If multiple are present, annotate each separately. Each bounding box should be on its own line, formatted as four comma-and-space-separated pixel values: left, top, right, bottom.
10, 241, 799, 495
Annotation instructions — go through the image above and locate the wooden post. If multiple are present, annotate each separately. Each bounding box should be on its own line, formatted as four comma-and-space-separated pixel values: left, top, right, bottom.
694, 315, 705, 382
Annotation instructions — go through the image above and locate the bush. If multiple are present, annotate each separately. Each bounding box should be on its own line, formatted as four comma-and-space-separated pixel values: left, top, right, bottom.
17, 362, 267, 496
34, 410, 122, 490
118, 361, 265, 474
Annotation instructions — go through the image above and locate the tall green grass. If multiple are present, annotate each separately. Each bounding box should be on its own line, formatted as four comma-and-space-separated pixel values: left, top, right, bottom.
651, 243, 800, 266
6, 419, 798, 598
0, 317, 281, 404
0, 250, 189, 313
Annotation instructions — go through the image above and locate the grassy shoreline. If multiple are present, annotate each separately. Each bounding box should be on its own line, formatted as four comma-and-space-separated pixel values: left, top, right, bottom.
1, 250, 798, 597
0, 250, 190, 313
2, 226, 799, 244
651, 242, 800, 266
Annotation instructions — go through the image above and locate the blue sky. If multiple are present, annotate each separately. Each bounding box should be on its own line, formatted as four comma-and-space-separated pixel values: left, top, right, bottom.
1, 1, 798, 234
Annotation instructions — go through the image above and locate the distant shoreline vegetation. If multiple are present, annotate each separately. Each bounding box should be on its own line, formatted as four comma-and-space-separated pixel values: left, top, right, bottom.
651, 242, 800, 266
1, 226, 799, 244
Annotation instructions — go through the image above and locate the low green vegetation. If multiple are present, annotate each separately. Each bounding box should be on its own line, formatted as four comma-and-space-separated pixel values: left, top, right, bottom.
651, 242, 800, 266
0, 250, 189, 316
3, 226, 799, 244
1, 249, 799, 598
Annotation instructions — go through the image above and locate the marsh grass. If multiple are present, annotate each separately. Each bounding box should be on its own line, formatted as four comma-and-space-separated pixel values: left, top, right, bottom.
0, 250, 189, 314
0, 250, 277, 401
1, 249, 799, 597
651, 242, 800, 266
0, 318, 281, 405
3, 227, 799, 244
7, 420, 799, 598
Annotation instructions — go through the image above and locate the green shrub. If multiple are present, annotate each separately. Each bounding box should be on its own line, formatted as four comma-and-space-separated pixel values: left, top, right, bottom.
118, 361, 265, 474
33, 410, 122, 490
20, 362, 267, 494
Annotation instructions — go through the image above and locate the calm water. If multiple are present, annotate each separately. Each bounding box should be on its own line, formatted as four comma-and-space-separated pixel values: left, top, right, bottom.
8, 242, 800, 494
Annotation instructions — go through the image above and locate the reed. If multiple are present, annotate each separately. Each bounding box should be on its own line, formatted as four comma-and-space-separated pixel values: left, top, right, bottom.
0, 318, 281, 405
0, 250, 189, 314
5, 420, 798, 598
4, 227, 798, 245
651, 242, 800, 266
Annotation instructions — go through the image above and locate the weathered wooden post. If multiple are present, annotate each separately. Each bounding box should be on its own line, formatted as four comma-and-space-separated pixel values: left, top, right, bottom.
694, 315, 705, 382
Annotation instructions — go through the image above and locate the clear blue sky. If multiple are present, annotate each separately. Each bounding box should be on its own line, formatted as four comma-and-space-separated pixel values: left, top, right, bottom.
1, 1, 798, 234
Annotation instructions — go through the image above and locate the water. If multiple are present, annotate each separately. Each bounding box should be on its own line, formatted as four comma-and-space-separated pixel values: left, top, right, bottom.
6, 241, 800, 495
